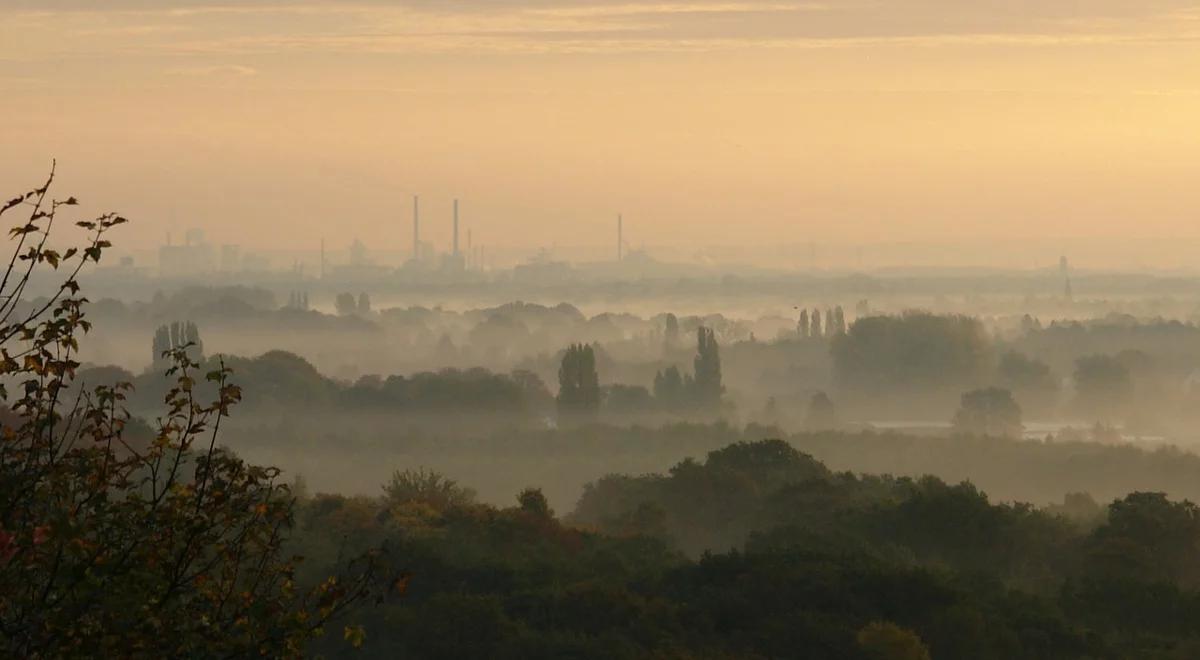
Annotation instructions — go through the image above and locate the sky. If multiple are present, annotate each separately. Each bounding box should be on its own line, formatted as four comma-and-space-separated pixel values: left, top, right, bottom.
2, 1, 1200, 265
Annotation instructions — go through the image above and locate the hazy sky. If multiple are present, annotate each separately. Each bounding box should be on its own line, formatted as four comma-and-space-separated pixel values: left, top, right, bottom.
2, 1, 1199, 260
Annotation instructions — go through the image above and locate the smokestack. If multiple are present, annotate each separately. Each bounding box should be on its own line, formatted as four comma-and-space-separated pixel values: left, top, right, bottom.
617, 214, 623, 261
412, 196, 420, 260
453, 199, 460, 257
467, 228, 473, 269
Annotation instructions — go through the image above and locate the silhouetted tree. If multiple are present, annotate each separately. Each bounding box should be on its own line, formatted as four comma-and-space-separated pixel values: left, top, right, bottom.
384, 468, 476, 510
692, 326, 723, 408
517, 487, 553, 518
335, 292, 357, 316
557, 343, 600, 419
152, 324, 170, 367
664, 313, 680, 352
285, 291, 311, 310
357, 291, 371, 314
798, 309, 810, 338
953, 387, 1023, 438
832, 311, 991, 394
151, 320, 203, 372
832, 305, 847, 335
810, 308, 823, 338
654, 365, 686, 410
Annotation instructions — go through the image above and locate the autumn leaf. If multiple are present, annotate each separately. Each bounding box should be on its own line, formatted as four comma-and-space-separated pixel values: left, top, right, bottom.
343, 625, 366, 649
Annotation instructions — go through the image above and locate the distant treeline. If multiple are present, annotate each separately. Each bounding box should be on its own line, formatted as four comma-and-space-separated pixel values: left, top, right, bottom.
73, 293, 1200, 435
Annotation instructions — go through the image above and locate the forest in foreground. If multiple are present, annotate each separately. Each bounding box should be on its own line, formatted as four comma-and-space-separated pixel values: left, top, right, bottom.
295, 439, 1200, 659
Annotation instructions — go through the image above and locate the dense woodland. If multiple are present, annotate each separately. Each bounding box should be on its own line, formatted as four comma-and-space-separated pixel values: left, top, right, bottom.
291, 440, 1200, 659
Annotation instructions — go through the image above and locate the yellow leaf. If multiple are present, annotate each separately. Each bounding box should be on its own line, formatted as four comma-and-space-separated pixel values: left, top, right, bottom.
343, 625, 366, 649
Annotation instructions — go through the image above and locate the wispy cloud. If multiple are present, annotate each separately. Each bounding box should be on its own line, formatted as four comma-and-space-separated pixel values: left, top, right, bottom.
165, 63, 258, 76
3, 0, 1200, 60
523, 3, 826, 18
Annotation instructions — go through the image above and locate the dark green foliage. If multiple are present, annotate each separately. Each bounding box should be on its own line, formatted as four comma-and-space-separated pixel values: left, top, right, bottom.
558, 343, 601, 419
573, 440, 831, 554
278, 431, 1200, 659
1084, 492, 1200, 587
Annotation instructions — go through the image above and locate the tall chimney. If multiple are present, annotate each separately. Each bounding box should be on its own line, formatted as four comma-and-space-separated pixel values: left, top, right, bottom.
453, 199, 460, 257
412, 195, 420, 260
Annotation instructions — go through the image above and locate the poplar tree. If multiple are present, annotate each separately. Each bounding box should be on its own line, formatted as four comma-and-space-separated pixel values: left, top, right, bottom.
692, 327, 723, 407
557, 343, 600, 418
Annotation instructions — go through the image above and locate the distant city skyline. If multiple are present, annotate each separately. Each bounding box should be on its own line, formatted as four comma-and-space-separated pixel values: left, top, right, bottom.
118, 233, 1200, 275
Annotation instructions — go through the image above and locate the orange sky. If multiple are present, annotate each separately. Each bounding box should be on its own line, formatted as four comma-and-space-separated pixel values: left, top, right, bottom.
2, 1, 1200, 262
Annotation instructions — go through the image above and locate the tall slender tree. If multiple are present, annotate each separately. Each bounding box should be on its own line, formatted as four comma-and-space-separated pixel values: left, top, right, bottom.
152, 324, 171, 367
557, 343, 600, 419
833, 305, 847, 335
663, 313, 680, 352
692, 326, 723, 407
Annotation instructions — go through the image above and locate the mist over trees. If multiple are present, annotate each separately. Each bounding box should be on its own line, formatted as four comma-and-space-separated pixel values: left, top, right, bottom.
832, 311, 991, 395
14, 165, 1200, 657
